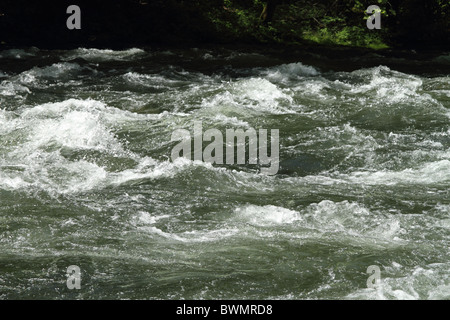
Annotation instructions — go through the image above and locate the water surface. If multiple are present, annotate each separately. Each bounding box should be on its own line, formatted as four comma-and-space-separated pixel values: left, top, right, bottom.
0, 47, 449, 299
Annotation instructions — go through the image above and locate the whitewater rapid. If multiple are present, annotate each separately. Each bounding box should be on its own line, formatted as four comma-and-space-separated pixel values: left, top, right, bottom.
0, 47, 449, 299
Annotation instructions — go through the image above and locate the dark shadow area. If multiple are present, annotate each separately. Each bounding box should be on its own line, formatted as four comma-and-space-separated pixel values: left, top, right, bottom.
0, 0, 448, 51
0, 0, 219, 49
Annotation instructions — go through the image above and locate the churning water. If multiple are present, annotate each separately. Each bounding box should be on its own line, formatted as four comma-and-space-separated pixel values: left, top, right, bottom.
0, 47, 449, 299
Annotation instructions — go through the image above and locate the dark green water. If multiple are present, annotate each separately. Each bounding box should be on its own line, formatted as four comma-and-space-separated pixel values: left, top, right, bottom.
0, 47, 449, 299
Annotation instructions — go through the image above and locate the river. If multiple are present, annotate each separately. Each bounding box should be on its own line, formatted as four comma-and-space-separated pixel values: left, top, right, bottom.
0, 46, 449, 299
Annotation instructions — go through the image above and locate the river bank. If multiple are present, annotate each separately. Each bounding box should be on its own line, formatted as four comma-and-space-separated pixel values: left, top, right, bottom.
1, 0, 449, 52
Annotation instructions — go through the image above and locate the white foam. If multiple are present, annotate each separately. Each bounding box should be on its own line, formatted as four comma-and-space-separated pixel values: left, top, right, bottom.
227, 200, 406, 247
63, 48, 145, 62
0, 152, 234, 194
262, 62, 320, 82
15, 99, 135, 155
137, 224, 239, 243
108, 157, 176, 185
0, 174, 30, 190
1, 63, 84, 92
134, 211, 169, 225
347, 160, 450, 185
0, 98, 176, 194
20, 98, 162, 123
0, 80, 31, 96
292, 80, 332, 100
202, 78, 294, 114
0, 152, 109, 194
212, 114, 250, 128
235, 205, 302, 226
346, 263, 450, 300
108, 156, 238, 188
302, 200, 405, 243
348, 66, 441, 108
1, 96, 245, 194
123, 72, 185, 88
21, 63, 82, 82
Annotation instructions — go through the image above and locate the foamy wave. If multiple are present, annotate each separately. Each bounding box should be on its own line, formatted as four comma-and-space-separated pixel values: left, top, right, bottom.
132, 210, 239, 243
0, 99, 172, 193
123, 71, 187, 88
63, 48, 145, 62
232, 200, 405, 244
138, 225, 240, 243
2, 62, 85, 91
303, 200, 404, 242
235, 205, 302, 226
347, 160, 450, 185
202, 78, 295, 114
348, 66, 442, 109
262, 62, 320, 82
346, 262, 450, 300
0, 80, 31, 96
20, 98, 162, 123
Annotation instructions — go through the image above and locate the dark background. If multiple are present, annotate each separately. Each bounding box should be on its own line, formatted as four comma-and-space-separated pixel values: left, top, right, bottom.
0, 0, 449, 50
0, 0, 216, 49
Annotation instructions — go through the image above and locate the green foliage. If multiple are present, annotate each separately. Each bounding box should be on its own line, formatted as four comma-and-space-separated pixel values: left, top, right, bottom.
189, 0, 449, 49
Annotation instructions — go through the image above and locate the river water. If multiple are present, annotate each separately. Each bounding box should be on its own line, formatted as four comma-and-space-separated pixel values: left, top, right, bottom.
0, 47, 449, 299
